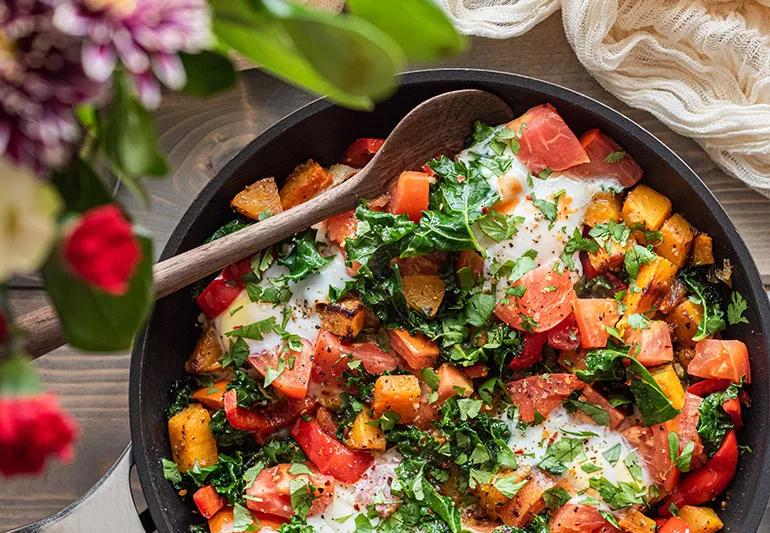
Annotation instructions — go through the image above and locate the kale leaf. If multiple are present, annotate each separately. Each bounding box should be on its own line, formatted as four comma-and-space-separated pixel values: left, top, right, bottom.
680, 267, 726, 341
697, 383, 741, 456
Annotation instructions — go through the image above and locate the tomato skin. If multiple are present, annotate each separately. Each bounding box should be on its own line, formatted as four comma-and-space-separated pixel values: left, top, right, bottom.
342, 138, 384, 167
547, 314, 581, 351
388, 171, 431, 223
193, 485, 225, 519
688, 339, 751, 383
196, 257, 252, 318
566, 129, 643, 187
506, 104, 590, 173
687, 378, 732, 397
508, 331, 547, 371
312, 330, 399, 385
248, 339, 314, 400
245, 463, 334, 518
291, 418, 373, 483
658, 517, 692, 533
572, 298, 619, 349
507, 373, 584, 423
549, 503, 620, 532
625, 320, 673, 367
666, 430, 739, 509
464, 362, 489, 379
223, 389, 315, 439
326, 209, 357, 246
495, 260, 577, 333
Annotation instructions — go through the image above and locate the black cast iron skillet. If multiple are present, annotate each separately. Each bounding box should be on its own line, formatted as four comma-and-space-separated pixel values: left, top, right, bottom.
129, 69, 770, 532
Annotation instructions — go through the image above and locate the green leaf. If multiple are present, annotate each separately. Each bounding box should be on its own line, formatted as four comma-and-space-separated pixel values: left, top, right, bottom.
697, 383, 740, 456
347, 0, 465, 61
465, 292, 495, 326
232, 502, 254, 532
531, 193, 558, 227
276, 229, 334, 284
627, 313, 650, 330
493, 476, 528, 498
161, 458, 182, 486
603, 443, 622, 466
565, 397, 611, 426
0, 354, 42, 396
422, 479, 463, 532
225, 317, 278, 340
626, 358, 680, 425
538, 437, 586, 475
727, 291, 749, 325
604, 150, 627, 164
50, 157, 113, 213
561, 227, 599, 270
206, 219, 252, 244
42, 231, 154, 351
456, 398, 482, 420
180, 50, 237, 96
624, 244, 656, 281
422, 368, 440, 391
588, 476, 646, 509
543, 486, 570, 510
478, 211, 522, 242
221, 337, 250, 368
680, 268, 726, 341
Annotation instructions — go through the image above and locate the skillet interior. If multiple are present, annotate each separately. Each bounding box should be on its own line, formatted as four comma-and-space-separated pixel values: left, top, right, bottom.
131, 69, 770, 532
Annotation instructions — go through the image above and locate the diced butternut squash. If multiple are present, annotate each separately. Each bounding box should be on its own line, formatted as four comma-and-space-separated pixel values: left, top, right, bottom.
230, 177, 283, 220
658, 278, 687, 315
617, 508, 656, 533
279, 159, 332, 210
587, 239, 627, 274
691, 233, 715, 266
389, 171, 431, 222
655, 214, 695, 269
650, 364, 686, 410
192, 380, 229, 410
348, 410, 386, 451
186, 324, 224, 374
584, 191, 622, 227
168, 404, 218, 473
668, 299, 704, 348
623, 255, 677, 314
208, 507, 234, 533
476, 469, 525, 520
402, 274, 445, 317
321, 297, 365, 338
437, 363, 473, 403
373, 374, 421, 424
457, 250, 484, 283
388, 329, 439, 370
678, 505, 724, 533
622, 184, 672, 231
499, 470, 556, 526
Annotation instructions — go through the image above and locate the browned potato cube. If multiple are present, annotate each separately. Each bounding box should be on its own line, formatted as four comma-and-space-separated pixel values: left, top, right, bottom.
321, 297, 365, 338
185, 323, 223, 374
373, 375, 421, 424
230, 177, 283, 220
168, 404, 218, 473
623, 255, 677, 314
655, 214, 695, 269
622, 184, 672, 231
691, 233, 715, 266
280, 159, 332, 210
668, 299, 703, 348
584, 191, 622, 227
402, 274, 445, 317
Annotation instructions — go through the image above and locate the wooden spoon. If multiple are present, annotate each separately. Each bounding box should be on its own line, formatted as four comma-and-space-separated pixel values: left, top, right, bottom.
19, 89, 513, 357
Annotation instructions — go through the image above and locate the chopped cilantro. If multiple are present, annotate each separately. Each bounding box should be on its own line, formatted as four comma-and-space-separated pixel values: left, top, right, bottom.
727, 291, 749, 325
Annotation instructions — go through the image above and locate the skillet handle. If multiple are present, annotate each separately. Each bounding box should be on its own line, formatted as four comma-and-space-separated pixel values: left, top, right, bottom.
11, 444, 152, 533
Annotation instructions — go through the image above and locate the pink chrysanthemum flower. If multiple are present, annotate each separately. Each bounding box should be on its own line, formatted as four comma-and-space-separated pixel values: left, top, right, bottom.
54, 0, 211, 109
0, 0, 102, 172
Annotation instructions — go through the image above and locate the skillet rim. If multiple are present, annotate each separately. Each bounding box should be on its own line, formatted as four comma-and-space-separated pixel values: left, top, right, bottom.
131, 68, 770, 532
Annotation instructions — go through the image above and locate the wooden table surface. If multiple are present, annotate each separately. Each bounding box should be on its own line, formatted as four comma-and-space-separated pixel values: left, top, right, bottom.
4, 13, 770, 531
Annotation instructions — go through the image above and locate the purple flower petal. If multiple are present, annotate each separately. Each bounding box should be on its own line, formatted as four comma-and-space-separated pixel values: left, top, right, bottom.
131, 71, 160, 110
82, 41, 117, 82
151, 52, 185, 90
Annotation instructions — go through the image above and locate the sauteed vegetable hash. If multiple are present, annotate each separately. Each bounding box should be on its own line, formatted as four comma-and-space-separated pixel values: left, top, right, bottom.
163, 104, 751, 533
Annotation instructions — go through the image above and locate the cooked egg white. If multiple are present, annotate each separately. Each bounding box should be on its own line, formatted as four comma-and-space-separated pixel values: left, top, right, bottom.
506, 406, 652, 501
306, 449, 402, 532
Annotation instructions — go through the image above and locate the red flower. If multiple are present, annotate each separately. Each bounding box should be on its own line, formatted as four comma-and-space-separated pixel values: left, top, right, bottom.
63, 204, 141, 295
0, 394, 78, 476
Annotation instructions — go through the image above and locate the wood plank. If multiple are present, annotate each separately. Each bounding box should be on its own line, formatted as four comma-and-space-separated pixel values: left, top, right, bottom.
4, 12, 770, 531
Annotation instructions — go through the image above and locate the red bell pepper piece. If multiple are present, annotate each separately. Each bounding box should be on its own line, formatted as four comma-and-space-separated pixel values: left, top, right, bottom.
196, 257, 253, 318
508, 331, 548, 371
658, 517, 692, 533
342, 138, 384, 167
193, 485, 225, 519
547, 314, 581, 351
665, 430, 739, 510
722, 398, 743, 428
291, 418, 373, 484
223, 390, 315, 439
687, 378, 732, 397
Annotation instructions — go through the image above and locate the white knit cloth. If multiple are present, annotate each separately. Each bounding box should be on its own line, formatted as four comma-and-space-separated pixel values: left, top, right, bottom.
435, 0, 770, 197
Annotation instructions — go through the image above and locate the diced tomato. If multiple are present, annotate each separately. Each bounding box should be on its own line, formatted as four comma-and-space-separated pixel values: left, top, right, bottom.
678, 393, 707, 469
315, 406, 338, 436
506, 104, 589, 174
437, 363, 473, 403
549, 503, 620, 532
658, 517, 692, 533
342, 138, 384, 167
577, 384, 625, 429
388, 171, 431, 223
192, 380, 228, 410
508, 331, 547, 371
625, 320, 673, 367
464, 362, 489, 379
249, 339, 314, 400
506, 373, 584, 423
312, 330, 399, 384
326, 209, 357, 247
565, 129, 643, 187
580, 251, 599, 280
223, 389, 315, 438
193, 485, 225, 519
547, 314, 581, 351
387, 329, 439, 370
291, 418, 373, 483
665, 430, 739, 509
196, 257, 253, 318
572, 298, 619, 349
687, 378, 732, 397
650, 418, 681, 492
723, 397, 743, 428
688, 339, 751, 384
245, 463, 334, 518
495, 260, 577, 333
